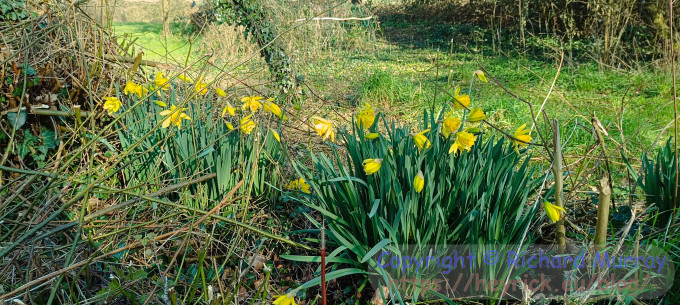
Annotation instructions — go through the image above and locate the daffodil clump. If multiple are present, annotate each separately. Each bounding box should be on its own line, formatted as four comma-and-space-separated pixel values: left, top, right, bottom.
292, 77, 542, 285
114, 73, 286, 205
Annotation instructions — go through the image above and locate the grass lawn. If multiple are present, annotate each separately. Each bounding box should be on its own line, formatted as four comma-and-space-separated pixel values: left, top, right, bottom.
112, 22, 200, 64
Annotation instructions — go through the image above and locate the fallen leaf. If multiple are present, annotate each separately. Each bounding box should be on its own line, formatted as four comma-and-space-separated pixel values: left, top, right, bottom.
248, 253, 265, 271
370, 286, 389, 305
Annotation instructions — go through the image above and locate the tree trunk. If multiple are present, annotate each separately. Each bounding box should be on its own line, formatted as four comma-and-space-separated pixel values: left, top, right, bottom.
216, 0, 296, 94
162, 0, 171, 36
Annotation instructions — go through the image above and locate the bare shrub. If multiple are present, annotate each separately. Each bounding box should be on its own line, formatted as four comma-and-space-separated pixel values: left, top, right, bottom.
86, 0, 198, 23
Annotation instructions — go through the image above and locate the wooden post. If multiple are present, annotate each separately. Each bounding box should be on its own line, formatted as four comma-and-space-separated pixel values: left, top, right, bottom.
551, 119, 567, 253
594, 177, 611, 250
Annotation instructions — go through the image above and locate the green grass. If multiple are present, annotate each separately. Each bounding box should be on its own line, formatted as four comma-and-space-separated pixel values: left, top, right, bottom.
304, 44, 672, 158
112, 22, 199, 64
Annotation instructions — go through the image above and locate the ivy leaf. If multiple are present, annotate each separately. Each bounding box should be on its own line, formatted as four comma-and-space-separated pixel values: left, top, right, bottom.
17, 142, 29, 159
34, 150, 46, 161
23, 129, 37, 144
41, 129, 58, 149
6, 111, 26, 129
20, 63, 36, 76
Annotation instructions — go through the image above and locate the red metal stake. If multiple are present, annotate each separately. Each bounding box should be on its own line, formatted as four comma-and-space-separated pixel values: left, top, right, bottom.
321, 220, 327, 305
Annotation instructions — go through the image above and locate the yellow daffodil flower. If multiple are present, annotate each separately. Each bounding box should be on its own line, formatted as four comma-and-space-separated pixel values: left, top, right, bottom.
412, 129, 432, 150
474, 70, 488, 83
153, 71, 170, 90
286, 178, 310, 194
124, 81, 147, 98
414, 170, 424, 193
298, 179, 311, 194
449, 144, 460, 155
154, 100, 167, 107
449, 131, 476, 156
160, 105, 192, 129
453, 87, 470, 110
441, 115, 461, 138
215, 88, 227, 97
468, 108, 486, 123
271, 129, 281, 143
241, 96, 263, 113
357, 102, 375, 129
221, 102, 236, 117
363, 158, 383, 175
194, 78, 208, 95
264, 99, 285, 119
285, 179, 298, 192
226, 122, 234, 130
544, 202, 565, 223
312, 116, 336, 143
513, 123, 532, 152
273, 294, 298, 305
178, 74, 192, 82
123, 81, 135, 96
103, 97, 121, 116
365, 132, 380, 140
239, 115, 257, 134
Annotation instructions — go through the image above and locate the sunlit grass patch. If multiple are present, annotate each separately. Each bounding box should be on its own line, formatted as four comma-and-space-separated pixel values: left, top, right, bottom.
112, 22, 198, 63
307, 45, 671, 158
